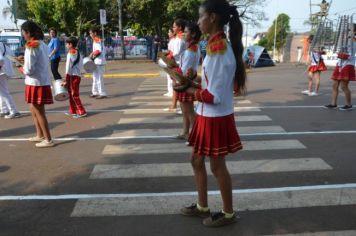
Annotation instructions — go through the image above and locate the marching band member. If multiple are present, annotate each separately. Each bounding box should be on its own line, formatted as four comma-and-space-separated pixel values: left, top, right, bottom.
20, 21, 54, 148
325, 24, 356, 111
180, 0, 246, 227
163, 28, 175, 98
0, 41, 21, 119
175, 22, 201, 140
302, 45, 327, 96
89, 27, 107, 99
62, 36, 87, 118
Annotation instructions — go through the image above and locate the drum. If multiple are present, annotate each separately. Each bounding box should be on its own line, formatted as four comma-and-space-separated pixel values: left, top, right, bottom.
83, 57, 97, 73
53, 79, 69, 101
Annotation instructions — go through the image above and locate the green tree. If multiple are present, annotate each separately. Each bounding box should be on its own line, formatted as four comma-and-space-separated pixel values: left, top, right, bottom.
265, 13, 290, 52
27, 0, 100, 35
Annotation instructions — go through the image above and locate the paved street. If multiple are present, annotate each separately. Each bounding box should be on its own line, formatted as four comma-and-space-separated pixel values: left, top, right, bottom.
1, 62, 356, 236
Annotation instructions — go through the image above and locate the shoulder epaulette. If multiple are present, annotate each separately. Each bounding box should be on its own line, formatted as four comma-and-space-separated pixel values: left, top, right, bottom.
187, 43, 198, 53
69, 49, 77, 55
176, 32, 184, 39
93, 37, 101, 43
26, 40, 40, 49
206, 38, 227, 56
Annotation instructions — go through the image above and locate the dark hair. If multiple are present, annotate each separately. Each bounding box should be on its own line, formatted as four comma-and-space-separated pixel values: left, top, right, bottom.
89, 26, 100, 35
49, 27, 57, 36
174, 18, 186, 31
21, 21, 44, 40
66, 36, 78, 47
185, 22, 202, 42
200, 0, 246, 94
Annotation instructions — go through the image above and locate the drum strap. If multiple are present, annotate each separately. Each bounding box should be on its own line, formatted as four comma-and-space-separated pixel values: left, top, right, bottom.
72, 51, 80, 68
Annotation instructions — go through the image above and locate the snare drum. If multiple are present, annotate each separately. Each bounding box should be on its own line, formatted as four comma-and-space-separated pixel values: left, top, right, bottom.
83, 57, 97, 73
53, 79, 69, 101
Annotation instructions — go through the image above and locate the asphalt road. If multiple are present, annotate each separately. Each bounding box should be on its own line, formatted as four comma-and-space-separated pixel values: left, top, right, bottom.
0, 62, 356, 236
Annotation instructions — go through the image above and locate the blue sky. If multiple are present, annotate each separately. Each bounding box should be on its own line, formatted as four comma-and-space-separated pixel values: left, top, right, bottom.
248, 0, 356, 35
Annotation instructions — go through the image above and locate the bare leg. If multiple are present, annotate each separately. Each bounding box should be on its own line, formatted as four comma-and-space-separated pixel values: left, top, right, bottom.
340, 80, 352, 106
30, 104, 43, 138
210, 157, 233, 213
331, 80, 340, 105
308, 72, 314, 92
180, 102, 191, 136
31, 104, 52, 141
191, 153, 208, 207
314, 72, 321, 93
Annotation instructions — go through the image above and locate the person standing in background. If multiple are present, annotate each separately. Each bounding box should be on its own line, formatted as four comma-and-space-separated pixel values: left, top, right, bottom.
48, 28, 62, 81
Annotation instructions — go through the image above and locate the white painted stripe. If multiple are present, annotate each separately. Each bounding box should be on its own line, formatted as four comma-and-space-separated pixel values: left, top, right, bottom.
70, 185, 356, 216
128, 100, 252, 106
90, 158, 332, 179
102, 140, 306, 155
1, 183, 356, 201
110, 126, 285, 137
123, 107, 261, 114
131, 96, 170, 100
263, 230, 356, 236
1, 132, 356, 142
118, 115, 272, 124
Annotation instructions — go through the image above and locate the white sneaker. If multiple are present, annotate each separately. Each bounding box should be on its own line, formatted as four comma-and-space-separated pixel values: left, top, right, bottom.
176, 108, 182, 115
309, 91, 318, 96
301, 90, 311, 95
35, 140, 55, 148
163, 93, 173, 97
4, 112, 21, 119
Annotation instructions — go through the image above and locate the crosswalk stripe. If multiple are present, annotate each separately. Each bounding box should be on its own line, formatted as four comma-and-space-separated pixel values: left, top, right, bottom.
89, 158, 332, 179
102, 140, 306, 155
132, 96, 170, 100
128, 100, 252, 106
110, 126, 285, 137
263, 230, 356, 236
70, 186, 356, 217
123, 107, 261, 114
118, 115, 272, 124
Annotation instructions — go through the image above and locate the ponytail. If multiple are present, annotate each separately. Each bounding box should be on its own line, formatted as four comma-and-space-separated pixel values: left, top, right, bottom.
229, 6, 246, 94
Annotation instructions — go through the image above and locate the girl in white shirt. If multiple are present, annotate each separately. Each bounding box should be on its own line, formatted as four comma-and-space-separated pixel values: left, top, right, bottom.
180, 0, 246, 227
175, 22, 201, 140
19, 21, 54, 148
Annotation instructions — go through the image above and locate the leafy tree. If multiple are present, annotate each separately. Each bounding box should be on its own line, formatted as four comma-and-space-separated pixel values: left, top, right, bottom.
27, 0, 100, 35
265, 13, 290, 52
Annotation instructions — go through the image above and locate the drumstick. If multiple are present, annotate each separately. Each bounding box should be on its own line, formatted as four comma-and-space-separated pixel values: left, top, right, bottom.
6, 55, 24, 67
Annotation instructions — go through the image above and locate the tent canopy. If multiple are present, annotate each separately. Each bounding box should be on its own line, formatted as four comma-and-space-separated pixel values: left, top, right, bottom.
243, 45, 275, 67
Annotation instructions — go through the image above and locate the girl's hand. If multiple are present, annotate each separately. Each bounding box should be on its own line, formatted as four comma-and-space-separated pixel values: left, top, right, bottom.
16, 56, 24, 62
61, 81, 67, 87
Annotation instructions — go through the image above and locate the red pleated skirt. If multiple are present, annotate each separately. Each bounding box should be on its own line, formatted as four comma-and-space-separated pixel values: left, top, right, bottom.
308, 62, 327, 73
25, 85, 53, 104
331, 65, 356, 81
188, 114, 243, 158
176, 91, 195, 102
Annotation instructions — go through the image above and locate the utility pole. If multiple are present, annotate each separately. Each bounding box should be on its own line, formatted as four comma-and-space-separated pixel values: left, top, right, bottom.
272, 16, 278, 60
117, 0, 126, 60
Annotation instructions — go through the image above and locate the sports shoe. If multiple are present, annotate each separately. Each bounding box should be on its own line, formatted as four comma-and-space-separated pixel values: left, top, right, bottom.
176, 108, 182, 114
163, 107, 176, 112
65, 112, 75, 117
202, 211, 239, 227
309, 91, 319, 96
301, 90, 311, 95
176, 133, 188, 140
324, 104, 337, 109
180, 203, 210, 218
163, 93, 173, 97
0, 112, 10, 117
4, 112, 21, 119
73, 113, 88, 118
339, 105, 353, 111
96, 95, 107, 99
89, 94, 98, 98
35, 140, 55, 148
28, 136, 45, 142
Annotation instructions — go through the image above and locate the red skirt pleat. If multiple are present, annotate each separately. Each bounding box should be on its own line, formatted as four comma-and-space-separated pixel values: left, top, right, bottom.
25, 85, 53, 105
188, 114, 243, 158
331, 65, 356, 81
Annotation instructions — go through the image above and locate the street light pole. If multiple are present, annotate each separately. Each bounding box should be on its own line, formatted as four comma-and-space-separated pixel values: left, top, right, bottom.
117, 0, 126, 60
272, 16, 278, 60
